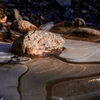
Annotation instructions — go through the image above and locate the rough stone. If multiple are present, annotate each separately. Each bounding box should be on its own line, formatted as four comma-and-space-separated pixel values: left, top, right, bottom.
6, 22, 12, 26
11, 20, 39, 33
7, 3, 15, 7
13, 9, 23, 20
2, 27, 6, 30
2, 23, 8, 27
73, 28, 100, 36
81, 9, 88, 14
39, 22, 54, 31
0, 32, 4, 41
70, 18, 86, 26
0, 15, 7, 24
9, 29, 22, 41
23, 16, 30, 21
88, 6, 94, 10
11, 30, 65, 56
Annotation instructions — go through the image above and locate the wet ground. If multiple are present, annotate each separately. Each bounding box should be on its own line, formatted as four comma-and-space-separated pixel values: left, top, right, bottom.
1, 0, 100, 99
1, 30, 100, 100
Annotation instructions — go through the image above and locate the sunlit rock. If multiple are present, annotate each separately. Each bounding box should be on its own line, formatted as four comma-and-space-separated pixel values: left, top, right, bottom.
0, 64, 28, 100
13, 9, 23, 20
69, 18, 86, 27
11, 20, 39, 33
11, 30, 65, 56
39, 22, 54, 31
9, 29, 22, 41
0, 15, 7, 24
0, 32, 4, 41
74, 28, 100, 36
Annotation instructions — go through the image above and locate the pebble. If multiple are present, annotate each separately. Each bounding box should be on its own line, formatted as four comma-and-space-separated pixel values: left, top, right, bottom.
81, 10, 88, 14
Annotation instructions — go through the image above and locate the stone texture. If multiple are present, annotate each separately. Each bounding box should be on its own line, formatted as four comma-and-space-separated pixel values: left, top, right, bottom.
0, 32, 4, 41
11, 20, 39, 33
81, 9, 88, 14
11, 30, 65, 56
9, 29, 22, 41
0, 15, 7, 24
74, 28, 100, 36
70, 18, 86, 26
13, 9, 23, 20
39, 22, 54, 31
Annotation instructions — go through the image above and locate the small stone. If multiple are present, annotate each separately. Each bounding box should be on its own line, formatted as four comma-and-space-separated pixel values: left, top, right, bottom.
81, 9, 88, 14
2, 23, 8, 27
6, 22, 12, 26
23, 16, 30, 21
88, 6, 94, 10
0, 15, 7, 24
73, 28, 100, 36
2, 27, 6, 30
55, 20, 67, 27
39, 22, 54, 31
11, 20, 39, 33
40, 15, 44, 20
8, 55, 20, 64
70, 18, 86, 27
7, 3, 15, 7
9, 29, 22, 41
0, 32, 4, 41
13, 9, 23, 20
11, 30, 65, 56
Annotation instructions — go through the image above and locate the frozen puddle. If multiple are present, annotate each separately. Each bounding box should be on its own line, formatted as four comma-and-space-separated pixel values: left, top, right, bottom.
59, 39, 100, 62
0, 64, 28, 100
48, 77, 100, 100
1, 40, 100, 100
0, 42, 14, 63
0, 42, 31, 63
20, 57, 100, 100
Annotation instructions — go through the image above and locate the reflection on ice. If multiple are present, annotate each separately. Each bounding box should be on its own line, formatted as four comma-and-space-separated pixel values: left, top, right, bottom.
59, 39, 100, 63
0, 42, 14, 63
0, 42, 31, 63
88, 78, 100, 82
0, 96, 4, 100
52, 96, 63, 100
0, 64, 28, 100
